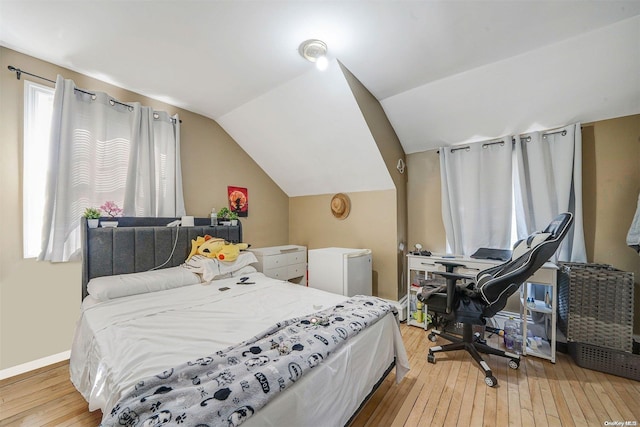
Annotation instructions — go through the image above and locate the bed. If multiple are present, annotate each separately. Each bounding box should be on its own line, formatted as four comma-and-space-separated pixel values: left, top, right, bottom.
70, 217, 409, 427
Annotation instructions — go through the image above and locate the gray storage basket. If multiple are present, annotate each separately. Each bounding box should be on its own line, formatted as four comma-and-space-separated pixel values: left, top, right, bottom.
558, 262, 634, 353
568, 342, 640, 381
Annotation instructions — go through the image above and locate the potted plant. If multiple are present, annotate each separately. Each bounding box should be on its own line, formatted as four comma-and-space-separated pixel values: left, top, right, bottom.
217, 207, 231, 225
229, 211, 239, 226
99, 201, 123, 227
83, 207, 101, 229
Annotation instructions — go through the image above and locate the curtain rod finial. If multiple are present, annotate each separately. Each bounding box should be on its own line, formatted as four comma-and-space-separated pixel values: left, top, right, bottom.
7, 65, 21, 80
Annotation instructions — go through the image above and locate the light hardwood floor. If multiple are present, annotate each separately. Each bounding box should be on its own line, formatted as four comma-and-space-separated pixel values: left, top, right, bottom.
1, 324, 638, 426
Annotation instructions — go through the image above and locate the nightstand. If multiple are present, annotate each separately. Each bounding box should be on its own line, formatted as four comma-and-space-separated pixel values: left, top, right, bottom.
247, 245, 307, 285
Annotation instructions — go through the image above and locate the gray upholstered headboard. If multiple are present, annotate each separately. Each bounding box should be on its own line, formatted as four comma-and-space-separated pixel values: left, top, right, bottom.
81, 217, 243, 300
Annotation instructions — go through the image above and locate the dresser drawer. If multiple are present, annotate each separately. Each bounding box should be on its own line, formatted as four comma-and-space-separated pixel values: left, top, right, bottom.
288, 263, 306, 279
262, 254, 286, 270
286, 251, 306, 265
248, 245, 307, 279
264, 266, 288, 280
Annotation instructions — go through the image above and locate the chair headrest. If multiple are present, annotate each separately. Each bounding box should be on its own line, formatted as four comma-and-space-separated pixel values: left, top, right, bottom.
477, 212, 574, 315
511, 212, 573, 258
544, 213, 573, 237
512, 232, 552, 259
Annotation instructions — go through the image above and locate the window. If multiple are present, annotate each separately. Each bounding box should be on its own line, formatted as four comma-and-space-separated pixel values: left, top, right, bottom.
23, 80, 54, 258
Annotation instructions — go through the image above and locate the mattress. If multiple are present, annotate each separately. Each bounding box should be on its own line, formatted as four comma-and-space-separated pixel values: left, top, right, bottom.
70, 271, 409, 426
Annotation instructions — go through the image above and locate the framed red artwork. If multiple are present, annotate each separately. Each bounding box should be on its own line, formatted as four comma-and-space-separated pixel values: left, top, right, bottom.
228, 186, 248, 217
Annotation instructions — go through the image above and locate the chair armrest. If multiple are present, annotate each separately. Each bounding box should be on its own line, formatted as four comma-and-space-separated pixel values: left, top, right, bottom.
431, 271, 474, 314
435, 261, 467, 272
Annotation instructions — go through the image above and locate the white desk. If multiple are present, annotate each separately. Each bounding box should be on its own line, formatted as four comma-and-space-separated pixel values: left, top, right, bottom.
407, 254, 558, 363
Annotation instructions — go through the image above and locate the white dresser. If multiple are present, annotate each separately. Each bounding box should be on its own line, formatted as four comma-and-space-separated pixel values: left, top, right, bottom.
248, 245, 307, 285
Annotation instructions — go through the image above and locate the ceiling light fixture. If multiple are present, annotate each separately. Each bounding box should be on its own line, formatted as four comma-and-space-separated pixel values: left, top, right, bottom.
298, 39, 328, 71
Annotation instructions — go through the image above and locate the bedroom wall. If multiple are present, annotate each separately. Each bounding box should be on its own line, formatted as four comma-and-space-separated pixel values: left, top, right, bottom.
406, 114, 640, 334
339, 63, 408, 301
289, 190, 398, 300
582, 116, 640, 334
406, 150, 447, 254
0, 47, 289, 369
287, 63, 407, 303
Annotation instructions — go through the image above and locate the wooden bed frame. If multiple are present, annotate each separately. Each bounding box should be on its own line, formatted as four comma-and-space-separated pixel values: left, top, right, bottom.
80, 216, 242, 300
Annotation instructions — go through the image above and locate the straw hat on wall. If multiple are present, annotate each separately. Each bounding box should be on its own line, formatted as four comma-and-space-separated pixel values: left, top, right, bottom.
330, 193, 350, 219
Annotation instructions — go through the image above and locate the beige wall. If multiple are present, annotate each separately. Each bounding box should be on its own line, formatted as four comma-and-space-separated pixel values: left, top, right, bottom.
582, 116, 640, 333
339, 63, 408, 300
406, 150, 447, 253
407, 115, 640, 334
289, 190, 398, 300
0, 47, 289, 369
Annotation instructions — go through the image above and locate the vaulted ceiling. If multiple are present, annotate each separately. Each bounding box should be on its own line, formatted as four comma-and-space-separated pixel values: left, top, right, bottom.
1, 1, 639, 196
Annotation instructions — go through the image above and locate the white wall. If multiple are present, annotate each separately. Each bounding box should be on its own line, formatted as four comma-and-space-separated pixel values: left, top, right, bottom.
383, 16, 640, 153
218, 59, 394, 197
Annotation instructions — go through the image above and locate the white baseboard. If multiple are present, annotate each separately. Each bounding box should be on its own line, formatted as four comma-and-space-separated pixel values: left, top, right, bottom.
383, 295, 407, 322
0, 350, 70, 381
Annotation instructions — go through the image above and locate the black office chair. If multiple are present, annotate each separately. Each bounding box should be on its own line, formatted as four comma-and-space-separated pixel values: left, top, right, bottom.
418, 212, 574, 387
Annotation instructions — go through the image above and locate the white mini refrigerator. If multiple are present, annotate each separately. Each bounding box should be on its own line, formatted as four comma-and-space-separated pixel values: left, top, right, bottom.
308, 247, 372, 297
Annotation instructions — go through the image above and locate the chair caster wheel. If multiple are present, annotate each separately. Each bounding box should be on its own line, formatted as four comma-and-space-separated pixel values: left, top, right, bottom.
508, 358, 520, 370
427, 353, 436, 364
484, 375, 498, 387
428, 332, 437, 342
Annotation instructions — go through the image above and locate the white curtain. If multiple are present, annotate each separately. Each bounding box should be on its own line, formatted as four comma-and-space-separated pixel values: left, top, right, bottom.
514, 123, 586, 262
440, 139, 513, 256
125, 107, 185, 217
39, 76, 185, 262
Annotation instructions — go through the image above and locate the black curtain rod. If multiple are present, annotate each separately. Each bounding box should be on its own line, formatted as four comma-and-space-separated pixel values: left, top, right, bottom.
8, 65, 55, 84
437, 129, 569, 154
511, 129, 567, 142
543, 129, 567, 138
483, 140, 505, 148
517, 136, 532, 143
7, 65, 182, 124
450, 145, 470, 153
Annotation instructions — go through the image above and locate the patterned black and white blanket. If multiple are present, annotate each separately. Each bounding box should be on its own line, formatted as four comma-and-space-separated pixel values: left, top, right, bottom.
101, 295, 396, 427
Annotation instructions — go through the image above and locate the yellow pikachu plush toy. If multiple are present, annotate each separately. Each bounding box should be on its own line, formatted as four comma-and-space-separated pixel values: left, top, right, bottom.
215, 241, 249, 262
187, 235, 248, 262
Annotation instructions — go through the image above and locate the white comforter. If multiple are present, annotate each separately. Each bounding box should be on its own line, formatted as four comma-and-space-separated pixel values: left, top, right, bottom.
70, 272, 409, 426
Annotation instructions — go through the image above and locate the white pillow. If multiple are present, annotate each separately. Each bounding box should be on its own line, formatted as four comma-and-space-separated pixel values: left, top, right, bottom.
87, 266, 202, 301
233, 265, 258, 277
182, 251, 258, 282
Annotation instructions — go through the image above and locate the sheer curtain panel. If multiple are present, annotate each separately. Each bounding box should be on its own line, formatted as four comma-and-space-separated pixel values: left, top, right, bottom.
39, 76, 185, 262
514, 123, 586, 262
125, 107, 185, 217
440, 140, 513, 256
